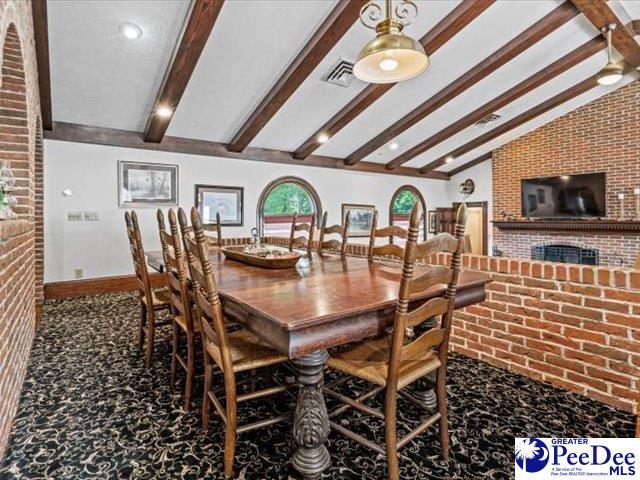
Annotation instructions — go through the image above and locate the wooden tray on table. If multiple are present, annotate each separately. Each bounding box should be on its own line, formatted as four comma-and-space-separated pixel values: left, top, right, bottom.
220, 245, 302, 269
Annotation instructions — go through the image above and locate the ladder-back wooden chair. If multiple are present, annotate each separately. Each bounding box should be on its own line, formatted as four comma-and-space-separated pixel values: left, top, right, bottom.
317, 210, 350, 256
367, 209, 409, 259
288, 212, 316, 253
124, 210, 171, 368
325, 202, 467, 480
179, 206, 290, 478
157, 209, 199, 410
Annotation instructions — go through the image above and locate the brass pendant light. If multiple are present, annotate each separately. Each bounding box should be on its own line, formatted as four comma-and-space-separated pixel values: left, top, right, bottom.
596, 23, 623, 86
353, 0, 429, 84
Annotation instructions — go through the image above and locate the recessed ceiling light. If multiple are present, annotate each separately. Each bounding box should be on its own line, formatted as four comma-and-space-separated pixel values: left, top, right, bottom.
156, 106, 173, 118
389, 142, 399, 150
317, 133, 329, 143
120, 22, 142, 40
445, 156, 454, 163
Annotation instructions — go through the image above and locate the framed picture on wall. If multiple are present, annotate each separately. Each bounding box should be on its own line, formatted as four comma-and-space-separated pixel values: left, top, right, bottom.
195, 185, 244, 226
428, 210, 437, 233
342, 203, 375, 237
118, 161, 178, 207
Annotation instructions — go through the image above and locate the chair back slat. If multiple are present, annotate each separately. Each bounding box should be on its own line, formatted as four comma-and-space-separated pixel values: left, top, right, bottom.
367, 209, 409, 259
317, 211, 350, 256
206, 211, 223, 246
386, 202, 467, 391
413, 233, 460, 260
288, 212, 316, 254
374, 225, 408, 239
408, 265, 453, 294
319, 239, 341, 251
401, 327, 446, 359
323, 225, 343, 236
405, 296, 449, 328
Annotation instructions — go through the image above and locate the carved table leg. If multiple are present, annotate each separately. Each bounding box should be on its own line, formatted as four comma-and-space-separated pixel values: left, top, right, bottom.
292, 350, 330, 480
412, 316, 438, 418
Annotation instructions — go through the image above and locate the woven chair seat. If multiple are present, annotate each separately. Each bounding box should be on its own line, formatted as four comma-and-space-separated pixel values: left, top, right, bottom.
174, 314, 200, 333
327, 336, 441, 390
206, 329, 287, 373
141, 287, 171, 308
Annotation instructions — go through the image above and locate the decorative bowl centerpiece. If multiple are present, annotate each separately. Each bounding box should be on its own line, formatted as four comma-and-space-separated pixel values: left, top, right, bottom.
220, 245, 302, 269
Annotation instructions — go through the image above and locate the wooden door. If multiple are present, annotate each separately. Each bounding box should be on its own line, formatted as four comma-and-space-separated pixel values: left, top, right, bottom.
453, 201, 488, 255
435, 207, 455, 235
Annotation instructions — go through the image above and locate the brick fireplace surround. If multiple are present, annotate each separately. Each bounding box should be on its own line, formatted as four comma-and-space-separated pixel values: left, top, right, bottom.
492, 81, 640, 267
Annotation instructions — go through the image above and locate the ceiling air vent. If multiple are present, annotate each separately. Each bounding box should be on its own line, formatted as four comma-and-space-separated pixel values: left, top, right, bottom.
475, 113, 502, 127
323, 58, 355, 87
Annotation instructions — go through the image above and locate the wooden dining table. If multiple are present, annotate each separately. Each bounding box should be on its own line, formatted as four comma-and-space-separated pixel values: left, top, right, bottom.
146, 248, 491, 479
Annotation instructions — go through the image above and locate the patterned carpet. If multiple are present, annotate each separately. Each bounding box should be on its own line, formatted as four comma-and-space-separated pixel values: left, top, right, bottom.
0, 293, 635, 479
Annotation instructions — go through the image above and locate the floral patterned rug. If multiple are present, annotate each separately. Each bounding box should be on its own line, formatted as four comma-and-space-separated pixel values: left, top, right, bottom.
0, 293, 635, 479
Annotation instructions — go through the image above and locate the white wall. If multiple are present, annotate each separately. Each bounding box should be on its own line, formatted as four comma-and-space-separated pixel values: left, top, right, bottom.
44, 140, 454, 282
447, 158, 493, 251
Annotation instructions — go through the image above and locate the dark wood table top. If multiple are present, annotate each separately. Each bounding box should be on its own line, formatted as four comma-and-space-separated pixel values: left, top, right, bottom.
146, 249, 491, 357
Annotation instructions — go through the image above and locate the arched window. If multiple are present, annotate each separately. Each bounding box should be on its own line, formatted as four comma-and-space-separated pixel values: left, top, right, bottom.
389, 185, 427, 243
257, 176, 322, 236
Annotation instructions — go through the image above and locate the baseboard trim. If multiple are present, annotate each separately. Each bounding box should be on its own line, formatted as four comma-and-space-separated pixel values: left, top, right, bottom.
44, 273, 167, 300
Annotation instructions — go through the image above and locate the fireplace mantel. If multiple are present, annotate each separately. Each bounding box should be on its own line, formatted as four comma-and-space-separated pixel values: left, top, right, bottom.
492, 220, 640, 233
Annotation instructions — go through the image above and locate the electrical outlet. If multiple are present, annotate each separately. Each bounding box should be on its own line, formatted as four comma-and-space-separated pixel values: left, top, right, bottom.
66, 211, 83, 222
83, 211, 99, 222
74, 268, 83, 279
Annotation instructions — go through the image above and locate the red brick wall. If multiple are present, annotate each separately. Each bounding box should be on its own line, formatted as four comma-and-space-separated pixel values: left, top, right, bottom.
430, 253, 640, 414
492, 81, 640, 267
0, 0, 42, 460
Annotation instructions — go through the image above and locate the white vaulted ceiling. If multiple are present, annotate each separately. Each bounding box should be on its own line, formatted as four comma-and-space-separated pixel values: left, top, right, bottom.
47, 0, 640, 174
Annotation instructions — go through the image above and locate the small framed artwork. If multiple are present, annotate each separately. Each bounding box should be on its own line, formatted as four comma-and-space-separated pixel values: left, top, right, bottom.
428, 210, 437, 234
342, 203, 375, 237
195, 185, 244, 226
118, 161, 178, 207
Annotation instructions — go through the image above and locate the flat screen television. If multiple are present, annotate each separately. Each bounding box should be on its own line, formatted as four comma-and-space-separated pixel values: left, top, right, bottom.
521, 172, 606, 219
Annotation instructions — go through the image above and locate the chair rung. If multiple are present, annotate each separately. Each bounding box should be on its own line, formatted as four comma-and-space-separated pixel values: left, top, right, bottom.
207, 391, 227, 423
237, 414, 289, 435
324, 376, 350, 390
237, 385, 288, 403
328, 386, 385, 419
397, 412, 441, 449
175, 353, 188, 372
330, 421, 385, 456
324, 388, 384, 420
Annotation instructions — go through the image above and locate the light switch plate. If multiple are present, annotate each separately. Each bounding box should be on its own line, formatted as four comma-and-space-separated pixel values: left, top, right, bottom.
84, 211, 99, 222
66, 211, 83, 222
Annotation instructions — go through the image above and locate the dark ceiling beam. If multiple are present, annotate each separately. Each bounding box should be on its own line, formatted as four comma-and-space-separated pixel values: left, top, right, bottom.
386, 35, 606, 169
31, 0, 52, 131
445, 152, 492, 177
144, 0, 225, 143
628, 19, 640, 36
345, 1, 580, 166
570, 0, 640, 68
227, 0, 366, 153
292, 0, 495, 160
419, 76, 599, 174
46, 122, 448, 180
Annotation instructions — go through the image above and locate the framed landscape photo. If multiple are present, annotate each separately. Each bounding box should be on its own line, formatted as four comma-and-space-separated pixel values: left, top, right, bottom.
195, 185, 243, 226
428, 210, 437, 233
342, 203, 375, 237
118, 161, 178, 207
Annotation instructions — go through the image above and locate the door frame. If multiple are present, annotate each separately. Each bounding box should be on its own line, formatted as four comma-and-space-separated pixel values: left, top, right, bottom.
453, 201, 488, 255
